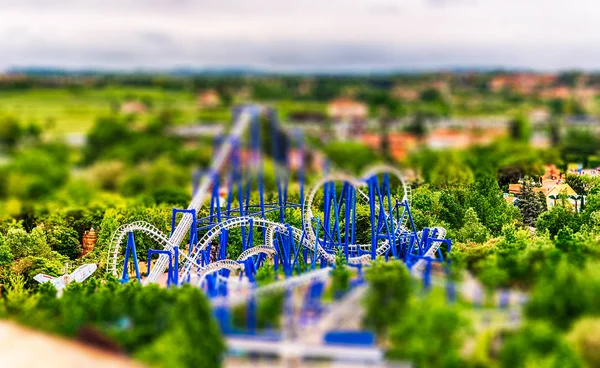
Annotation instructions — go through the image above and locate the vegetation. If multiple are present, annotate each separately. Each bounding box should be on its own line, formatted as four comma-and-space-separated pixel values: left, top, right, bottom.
2, 71, 600, 366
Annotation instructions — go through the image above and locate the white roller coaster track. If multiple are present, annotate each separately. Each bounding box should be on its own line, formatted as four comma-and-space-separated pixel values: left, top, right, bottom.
106, 221, 198, 277
210, 267, 332, 309
145, 109, 255, 284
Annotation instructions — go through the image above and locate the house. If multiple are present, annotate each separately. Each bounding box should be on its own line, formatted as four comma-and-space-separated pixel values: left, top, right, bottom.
507, 182, 582, 211
546, 184, 581, 210
529, 108, 550, 124
427, 129, 471, 150
327, 98, 368, 121
360, 132, 418, 161
197, 89, 221, 109
391, 86, 419, 101
489, 73, 556, 94
120, 100, 147, 115
542, 164, 561, 180
574, 87, 597, 108
539, 86, 571, 100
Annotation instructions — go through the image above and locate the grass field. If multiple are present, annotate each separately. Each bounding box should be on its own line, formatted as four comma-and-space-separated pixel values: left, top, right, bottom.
0, 88, 331, 135
0, 87, 200, 134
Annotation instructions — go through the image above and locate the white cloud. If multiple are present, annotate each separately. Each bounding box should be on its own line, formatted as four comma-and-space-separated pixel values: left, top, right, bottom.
0, 0, 599, 70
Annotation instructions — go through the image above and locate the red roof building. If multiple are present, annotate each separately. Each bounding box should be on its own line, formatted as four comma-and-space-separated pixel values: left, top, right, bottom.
327, 98, 368, 121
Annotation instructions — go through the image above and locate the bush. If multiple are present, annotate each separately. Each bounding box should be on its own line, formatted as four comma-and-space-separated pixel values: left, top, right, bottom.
363, 259, 412, 337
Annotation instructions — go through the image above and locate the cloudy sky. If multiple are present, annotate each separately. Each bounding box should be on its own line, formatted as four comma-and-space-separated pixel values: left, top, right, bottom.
1, 0, 599, 72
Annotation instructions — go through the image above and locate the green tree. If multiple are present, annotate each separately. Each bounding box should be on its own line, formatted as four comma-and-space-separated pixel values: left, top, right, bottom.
83, 115, 131, 164
135, 285, 225, 368
509, 113, 532, 142
363, 259, 412, 337
517, 179, 544, 227
0, 114, 23, 149
387, 295, 470, 368
565, 174, 587, 195
500, 322, 583, 368
429, 151, 474, 189
0, 233, 13, 266
331, 250, 351, 297
561, 129, 599, 167
536, 205, 579, 238
526, 261, 600, 330
46, 226, 82, 260
405, 111, 428, 139
5, 228, 33, 259
7, 148, 70, 200
455, 207, 488, 243
567, 317, 600, 367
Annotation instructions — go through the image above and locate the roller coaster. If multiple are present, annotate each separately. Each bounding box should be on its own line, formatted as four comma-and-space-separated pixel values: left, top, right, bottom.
105, 105, 452, 330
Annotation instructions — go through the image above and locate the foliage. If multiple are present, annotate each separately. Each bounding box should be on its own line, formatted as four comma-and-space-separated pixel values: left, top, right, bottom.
536, 205, 579, 238
363, 259, 412, 337
526, 261, 600, 330
429, 151, 474, 189
566, 317, 600, 368
45, 225, 82, 260
330, 250, 351, 297
508, 113, 532, 142
321, 141, 381, 174
0, 233, 13, 266
500, 322, 583, 368
387, 295, 470, 368
455, 207, 489, 243
6, 146, 70, 200
516, 179, 545, 227
2, 280, 225, 368
561, 129, 599, 167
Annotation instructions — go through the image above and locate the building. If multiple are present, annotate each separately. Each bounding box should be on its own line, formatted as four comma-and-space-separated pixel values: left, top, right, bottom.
360, 132, 418, 161
489, 73, 556, 94
529, 108, 550, 124
507, 182, 582, 211
391, 86, 419, 101
574, 87, 598, 108
542, 164, 561, 180
546, 184, 581, 210
327, 98, 368, 121
197, 90, 221, 109
539, 86, 571, 100
120, 100, 147, 115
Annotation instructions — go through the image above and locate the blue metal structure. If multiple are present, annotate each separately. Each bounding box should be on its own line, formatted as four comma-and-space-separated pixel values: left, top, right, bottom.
107, 104, 454, 339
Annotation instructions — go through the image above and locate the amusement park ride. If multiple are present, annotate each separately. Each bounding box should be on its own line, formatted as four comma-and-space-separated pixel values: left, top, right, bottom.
103, 104, 453, 361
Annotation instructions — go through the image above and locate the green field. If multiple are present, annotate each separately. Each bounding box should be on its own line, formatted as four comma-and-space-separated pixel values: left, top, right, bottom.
0, 88, 333, 135
0, 87, 201, 135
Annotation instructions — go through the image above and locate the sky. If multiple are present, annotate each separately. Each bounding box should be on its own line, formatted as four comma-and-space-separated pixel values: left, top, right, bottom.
1, 0, 599, 72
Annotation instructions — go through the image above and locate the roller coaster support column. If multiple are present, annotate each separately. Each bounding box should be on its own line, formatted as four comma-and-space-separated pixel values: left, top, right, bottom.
247, 286, 257, 333
368, 177, 377, 260
343, 183, 352, 261
423, 258, 432, 290
384, 174, 397, 259
295, 129, 306, 207
215, 281, 231, 332
171, 209, 197, 258
312, 218, 321, 270
121, 232, 141, 283
147, 249, 174, 287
